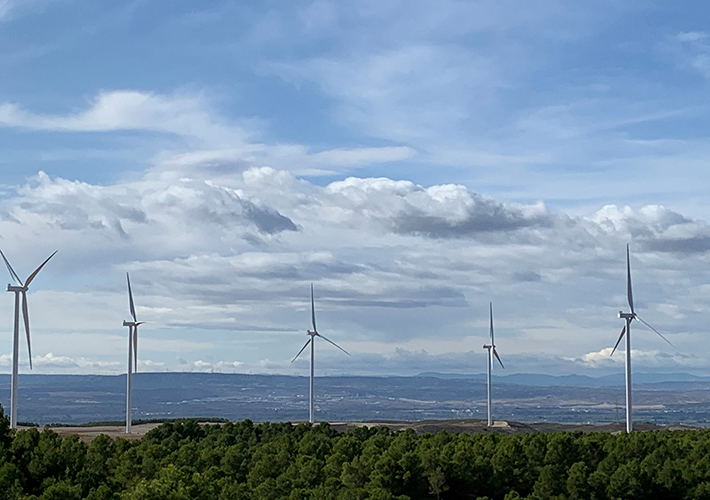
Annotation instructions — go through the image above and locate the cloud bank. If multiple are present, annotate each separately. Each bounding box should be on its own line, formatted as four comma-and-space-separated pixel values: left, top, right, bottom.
0, 159, 707, 376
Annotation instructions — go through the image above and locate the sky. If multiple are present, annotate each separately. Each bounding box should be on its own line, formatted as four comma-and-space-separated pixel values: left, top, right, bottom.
0, 0, 710, 378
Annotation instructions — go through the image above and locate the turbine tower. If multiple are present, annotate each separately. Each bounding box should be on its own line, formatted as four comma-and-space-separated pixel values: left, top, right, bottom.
611, 244, 673, 433
482, 302, 504, 426
123, 273, 143, 434
0, 250, 57, 429
292, 283, 350, 423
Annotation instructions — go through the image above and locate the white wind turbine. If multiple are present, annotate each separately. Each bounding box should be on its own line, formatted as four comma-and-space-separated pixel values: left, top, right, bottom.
611, 244, 674, 433
123, 273, 144, 434
0, 250, 57, 429
292, 284, 350, 423
482, 302, 504, 427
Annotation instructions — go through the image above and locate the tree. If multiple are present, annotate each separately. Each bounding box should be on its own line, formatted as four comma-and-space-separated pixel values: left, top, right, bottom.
428, 467, 448, 500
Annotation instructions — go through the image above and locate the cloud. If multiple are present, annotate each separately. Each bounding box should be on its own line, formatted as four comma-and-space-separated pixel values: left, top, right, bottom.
589, 204, 710, 254
578, 347, 702, 370
322, 177, 556, 238
156, 145, 417, 178
190, 359, 244, 372
665, 31, 710, 79
1, 171, 297, 265
0, 91, 252, 147
677, 31, 709, 43
0, 90, 417, 177
0, 0, 11, 20
265, 44, 501, 143
2, 163, 710, 376
0, 352, 124, 374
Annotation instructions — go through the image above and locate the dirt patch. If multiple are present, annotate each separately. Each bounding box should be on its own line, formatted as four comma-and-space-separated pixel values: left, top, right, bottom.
18, 419, 703, 442
19, 424, 162, 443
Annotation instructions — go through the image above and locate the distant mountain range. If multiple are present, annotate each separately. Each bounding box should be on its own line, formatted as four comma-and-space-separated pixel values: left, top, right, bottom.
417, 372, 710, 387
1, 372, 709, 426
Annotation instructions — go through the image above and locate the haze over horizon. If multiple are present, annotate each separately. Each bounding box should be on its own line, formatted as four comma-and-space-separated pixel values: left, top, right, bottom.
0, 1, 709, 378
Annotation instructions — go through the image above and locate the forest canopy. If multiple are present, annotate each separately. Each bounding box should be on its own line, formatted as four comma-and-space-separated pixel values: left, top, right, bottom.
1, 405, 710, 499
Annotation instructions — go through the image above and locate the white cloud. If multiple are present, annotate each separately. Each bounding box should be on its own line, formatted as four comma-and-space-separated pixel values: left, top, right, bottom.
0, 90, 418, 178
579, 347, 703, 370
0, 352, 124, 374
0, 0, 11, 20
677, 31, 708, 43
1, 3, 709, 377
665, 31, 710, 79
0, 91, 251, 148
0, 162, 708, 376
156, 144, 417, 178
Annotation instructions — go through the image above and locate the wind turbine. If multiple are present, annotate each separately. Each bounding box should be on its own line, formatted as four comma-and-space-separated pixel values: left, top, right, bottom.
0, 250, 57, 429
611, 244, 674, 433
291, 284, 350, 423
482, 302, 504, 427
122, 273, 143, 434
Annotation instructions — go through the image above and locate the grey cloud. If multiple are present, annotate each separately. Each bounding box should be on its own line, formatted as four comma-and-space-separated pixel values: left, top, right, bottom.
167, 322, 298, 332
242, 201, 298, 234
305, 349, 609, 377
391, 201, 553, 238
99, 199, 148, 223
8, 172, 297, 248
156, 180, 297, 236
132, 252, 466, 312
642, 236, 710, 254
512, 270, 542, 282
590, 205, 710, 255
323, 177, 556, 240
7, 167, 710, 376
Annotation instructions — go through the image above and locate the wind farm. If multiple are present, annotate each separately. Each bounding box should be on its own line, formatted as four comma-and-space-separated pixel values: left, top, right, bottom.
2, 2, 710, 498
0, 243, 694, 433
2, 1, 710, 498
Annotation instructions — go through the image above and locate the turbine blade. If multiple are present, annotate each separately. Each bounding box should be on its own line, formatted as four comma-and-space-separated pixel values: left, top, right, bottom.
493, 348, 504, 369
635, 314, 675, 348
611, 324, 626, 356
316, 333, 351, 356
489, 302, 494, 345
292, 338, 311, 362
626, 244, 634, 314
127, 273, 137, 322
311, 283, 317, 332
22, 292, 32, 370
133, 326, 138, 373
24, 250, 58, 287
0, 249, 22, 286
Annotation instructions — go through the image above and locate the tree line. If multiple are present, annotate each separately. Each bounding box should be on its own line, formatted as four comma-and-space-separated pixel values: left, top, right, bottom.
1, 407, 710, 499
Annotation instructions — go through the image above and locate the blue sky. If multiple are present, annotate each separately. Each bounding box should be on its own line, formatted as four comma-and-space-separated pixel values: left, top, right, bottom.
0, 0, 709, 378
